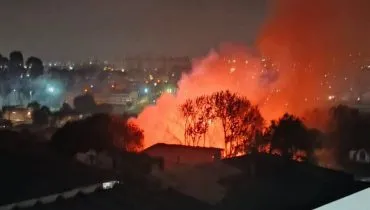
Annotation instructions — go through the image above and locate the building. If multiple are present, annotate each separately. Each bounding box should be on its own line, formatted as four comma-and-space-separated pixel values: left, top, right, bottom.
121, 56, 191, 74
143, 143, 223, 170
94, 92, 138, 106
218, 154, 370, 210
2, 106, 32, 125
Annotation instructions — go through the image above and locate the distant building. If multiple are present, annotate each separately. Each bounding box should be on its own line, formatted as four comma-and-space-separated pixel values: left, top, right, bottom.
2, 106, 32, 125
95, 92, 138, 105
143, 143, 223, 170
122, 56, 190, 72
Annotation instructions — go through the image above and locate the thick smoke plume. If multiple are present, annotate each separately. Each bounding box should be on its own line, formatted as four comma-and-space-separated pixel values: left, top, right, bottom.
134, 0, 370, 149
258, 0, 370, 105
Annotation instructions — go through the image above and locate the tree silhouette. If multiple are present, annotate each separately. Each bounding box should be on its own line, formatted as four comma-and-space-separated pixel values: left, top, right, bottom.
180, 97, 213, 146
0, 56, 10, 100
0, 55, 8, 73
211, 91, 264, 157
9, 51, 24, 77
180, 90, 264, 157
266, 113, 314, 160
326, 105, 360, 164
26, 56, 44, 78
51, 114, 144, 156
32, 105, 51, 125
27, 101, 41, 110
73, 94, 97, 113
9, 51, 24, 68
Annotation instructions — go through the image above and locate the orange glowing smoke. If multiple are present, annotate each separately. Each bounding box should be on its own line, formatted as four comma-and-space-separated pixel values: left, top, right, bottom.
134, 46, 290, 149
133, 0, 370, 149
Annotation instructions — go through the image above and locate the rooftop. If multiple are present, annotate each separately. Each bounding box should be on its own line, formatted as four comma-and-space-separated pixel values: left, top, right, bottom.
143, 143, 223, 152
219, 154, 370, 210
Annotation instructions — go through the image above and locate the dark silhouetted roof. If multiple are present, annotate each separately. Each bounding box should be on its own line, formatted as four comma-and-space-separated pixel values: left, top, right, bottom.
9, 183, 212, 210
144, 143, 223, 152
0, 152, 117, 206
219, 154, 370, 210
0, 144, 211, 210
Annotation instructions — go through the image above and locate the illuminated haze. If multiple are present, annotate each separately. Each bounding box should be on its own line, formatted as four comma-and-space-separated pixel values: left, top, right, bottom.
134, 0, 370, 148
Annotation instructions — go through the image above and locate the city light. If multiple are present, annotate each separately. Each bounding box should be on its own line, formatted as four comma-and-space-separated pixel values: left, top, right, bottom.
144, 88, 149, 93
328, 95, 336, 101
47, 86, 55, 93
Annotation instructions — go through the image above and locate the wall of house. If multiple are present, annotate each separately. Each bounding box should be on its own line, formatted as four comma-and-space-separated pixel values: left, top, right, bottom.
145, 147, 221, 170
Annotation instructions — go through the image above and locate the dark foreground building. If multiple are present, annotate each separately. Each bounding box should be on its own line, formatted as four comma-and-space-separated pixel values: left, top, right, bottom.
0, 140, 367, 210
143, 143, 223, 170
0, 146, 211, 210
218, 154, 370, 210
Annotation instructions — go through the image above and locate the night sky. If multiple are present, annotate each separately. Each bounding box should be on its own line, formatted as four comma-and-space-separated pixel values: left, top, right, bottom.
0, 0, 268, 62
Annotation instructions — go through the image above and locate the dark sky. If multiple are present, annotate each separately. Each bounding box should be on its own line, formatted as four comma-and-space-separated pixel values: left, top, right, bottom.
0, 0, 268, 62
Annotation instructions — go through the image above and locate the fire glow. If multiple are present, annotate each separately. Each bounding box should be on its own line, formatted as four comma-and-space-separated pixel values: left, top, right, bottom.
132, 0, 370, 149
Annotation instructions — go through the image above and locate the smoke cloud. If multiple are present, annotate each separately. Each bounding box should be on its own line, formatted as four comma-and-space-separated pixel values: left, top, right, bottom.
134, 0, 370, 148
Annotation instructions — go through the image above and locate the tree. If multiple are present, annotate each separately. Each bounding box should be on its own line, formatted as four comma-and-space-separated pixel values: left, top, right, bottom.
180, 90, 264, 157
26, 56, 44, 78
73, 94, 97, 113
326, 105, 361, 164
59, 102, 73, 114
0, 56, 10, 99
27, 101, 41, 110
32, 105, 50, 125
9, 51, 24, 68
266, 113, 315, 160
0, 55, 8, 73
9, 51, 24, 78
111, 117, 144, 152
51, 114, 144, 156
180, 98, 210, 146
211, 91, 264, 157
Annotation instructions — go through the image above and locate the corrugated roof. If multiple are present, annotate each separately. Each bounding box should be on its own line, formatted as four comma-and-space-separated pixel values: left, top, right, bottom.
13, 184, 212, 210
0, 181, 119, 210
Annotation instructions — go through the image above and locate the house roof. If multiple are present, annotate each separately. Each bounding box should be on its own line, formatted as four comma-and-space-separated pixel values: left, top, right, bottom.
6, 182, 212, 210
219, 154, 370, 210
143, 143, 223, 152
0, 151, 118, 206
0, 141, 209, 210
